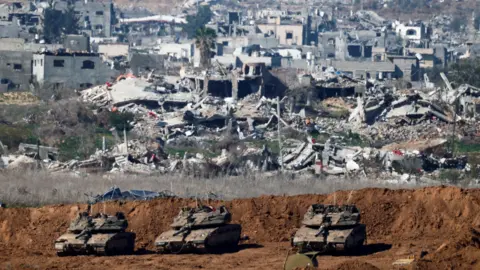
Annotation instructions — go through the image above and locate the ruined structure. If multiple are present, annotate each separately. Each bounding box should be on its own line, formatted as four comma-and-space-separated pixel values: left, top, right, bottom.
32, 51, 117, 89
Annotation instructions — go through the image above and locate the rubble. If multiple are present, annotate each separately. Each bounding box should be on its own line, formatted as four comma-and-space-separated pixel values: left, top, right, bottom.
3, 62, 479, 184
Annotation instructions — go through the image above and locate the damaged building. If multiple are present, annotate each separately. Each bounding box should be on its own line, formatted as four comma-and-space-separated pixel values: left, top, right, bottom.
0, 50, 33, 92
181, 62, 285, 99
32, 50, 117, 89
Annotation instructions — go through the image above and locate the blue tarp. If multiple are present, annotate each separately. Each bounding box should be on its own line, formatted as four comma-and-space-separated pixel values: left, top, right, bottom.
91, 186, 176, 203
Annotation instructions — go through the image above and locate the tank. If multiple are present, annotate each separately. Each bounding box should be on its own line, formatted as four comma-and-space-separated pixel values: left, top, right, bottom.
292, 204, 366, 252
284, 204, 366, 270
54, 212, 136, 256
155, 205, 242, 253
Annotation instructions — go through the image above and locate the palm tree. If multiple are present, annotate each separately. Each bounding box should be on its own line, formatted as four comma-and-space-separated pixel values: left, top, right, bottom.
195, 27, 217, 68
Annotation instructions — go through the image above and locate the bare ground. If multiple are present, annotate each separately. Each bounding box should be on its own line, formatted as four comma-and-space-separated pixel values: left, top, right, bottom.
1, 186, 480, 269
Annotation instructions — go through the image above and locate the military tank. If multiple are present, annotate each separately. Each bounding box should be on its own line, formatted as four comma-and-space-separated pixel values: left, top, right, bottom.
284, 204, 366, 270
55, 211, 136, 256
155, 205, 242, 253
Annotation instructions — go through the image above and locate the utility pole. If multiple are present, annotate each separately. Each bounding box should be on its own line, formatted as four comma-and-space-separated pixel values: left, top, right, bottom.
123, 124, 128, 155
451, 99, 458, 156
102, 136, 106, 153
277, 96, 283, 171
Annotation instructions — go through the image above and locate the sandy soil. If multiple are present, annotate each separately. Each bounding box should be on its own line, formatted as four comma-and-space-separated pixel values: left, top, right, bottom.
1, 186, 480, 269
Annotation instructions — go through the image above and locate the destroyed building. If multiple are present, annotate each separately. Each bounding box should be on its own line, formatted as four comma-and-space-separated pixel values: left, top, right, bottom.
129, 53, 166, 76
321, 60, 396, 80
49, 0, 115, 38
256, 16, 305, 46
181, 62, 285, 99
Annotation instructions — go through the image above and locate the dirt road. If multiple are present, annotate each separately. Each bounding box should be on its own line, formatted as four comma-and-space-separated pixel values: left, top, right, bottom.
1, 186, 479, 269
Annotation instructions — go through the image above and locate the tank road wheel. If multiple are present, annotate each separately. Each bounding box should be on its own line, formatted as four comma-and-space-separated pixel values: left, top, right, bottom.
121, 237, 135, 255
94, 246, 106, 256
283, 253, 318, 270
157, 246, 168, 254
104, 245, 117, 256
56, 251, 68, 257
205, 239, 222, 254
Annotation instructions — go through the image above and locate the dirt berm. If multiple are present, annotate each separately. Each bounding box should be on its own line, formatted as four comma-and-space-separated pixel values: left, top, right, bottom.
1, 186, 480, 269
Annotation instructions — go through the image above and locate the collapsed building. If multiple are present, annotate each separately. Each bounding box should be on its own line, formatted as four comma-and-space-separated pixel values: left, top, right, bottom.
181, 62, 286, 99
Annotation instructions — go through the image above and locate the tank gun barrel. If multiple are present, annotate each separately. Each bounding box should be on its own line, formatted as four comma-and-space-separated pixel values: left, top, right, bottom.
75, 228, 92, 239
315, 225, 325, 237
173, 224, 192, 236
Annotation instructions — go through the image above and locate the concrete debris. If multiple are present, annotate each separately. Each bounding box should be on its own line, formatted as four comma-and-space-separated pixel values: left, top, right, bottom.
2, 64, 477, 185
7, 155, 37, 170
18, 143, 58, 161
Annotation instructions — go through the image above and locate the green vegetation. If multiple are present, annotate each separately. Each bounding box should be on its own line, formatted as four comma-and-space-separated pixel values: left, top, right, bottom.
245, 138, 280, 154
109, 111, 135, 131
195, 27, 217, 68
447, 59, 480, 88
0, 124, 38, 151
58, 133, 115, 161
454, 141, 480, 153
183, 6, 213, 38
439, 169, 462, 184
43, 3, 79, 43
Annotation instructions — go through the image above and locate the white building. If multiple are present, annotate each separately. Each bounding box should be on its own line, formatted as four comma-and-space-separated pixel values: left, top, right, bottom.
393, 21, 427, 41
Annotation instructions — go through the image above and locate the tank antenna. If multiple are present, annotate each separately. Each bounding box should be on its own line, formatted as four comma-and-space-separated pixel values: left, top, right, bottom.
347, 190, 354, 204
333, 181, 336, 206
87, 203, 92, 215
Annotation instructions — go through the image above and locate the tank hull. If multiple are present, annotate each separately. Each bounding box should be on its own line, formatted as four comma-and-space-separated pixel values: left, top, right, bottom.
291, 224, 366, 253
155, 224, 242, 253
55, 232, 136, 256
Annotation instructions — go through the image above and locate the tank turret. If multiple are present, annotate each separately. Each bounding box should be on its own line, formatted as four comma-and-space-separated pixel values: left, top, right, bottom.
285, 204, 366, 270
155, 205, 241, 253
302, 204, 361, 227
170, 205, 232, 230
55, 212, 135, 256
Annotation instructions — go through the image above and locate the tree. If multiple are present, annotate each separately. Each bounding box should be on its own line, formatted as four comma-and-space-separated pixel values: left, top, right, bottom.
447, 59, 480, 88
62, 5, 79, 36
42, 3, 79, 43
183, 5, 212, 38
43, 8, 63, 43
195, 27, 217, 68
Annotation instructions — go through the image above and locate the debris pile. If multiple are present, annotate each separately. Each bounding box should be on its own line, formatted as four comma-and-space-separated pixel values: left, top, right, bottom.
2, 68, 479, 184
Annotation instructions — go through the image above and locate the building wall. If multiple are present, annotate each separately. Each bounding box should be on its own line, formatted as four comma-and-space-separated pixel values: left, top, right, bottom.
395, 25, 424, 40
238, 55, 281, 68
0, 39, 63, 52
98, 43, 129, 57
217, 36, 248, 49
64, 35, 90, 52
33, 53, 115, 89
0, 5, 9, 21
277, 49, 302, 59
0, 38, 24, 50
246, 36, 279, 48
256, 24, 304, 45
391, 57, 420, 81
320, 59, 395, 80
280, 58, 309, 69
75, 1, 113, 37
0, 50, 33, 91
372, 47, 386, 61
158, 43, 194, 58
